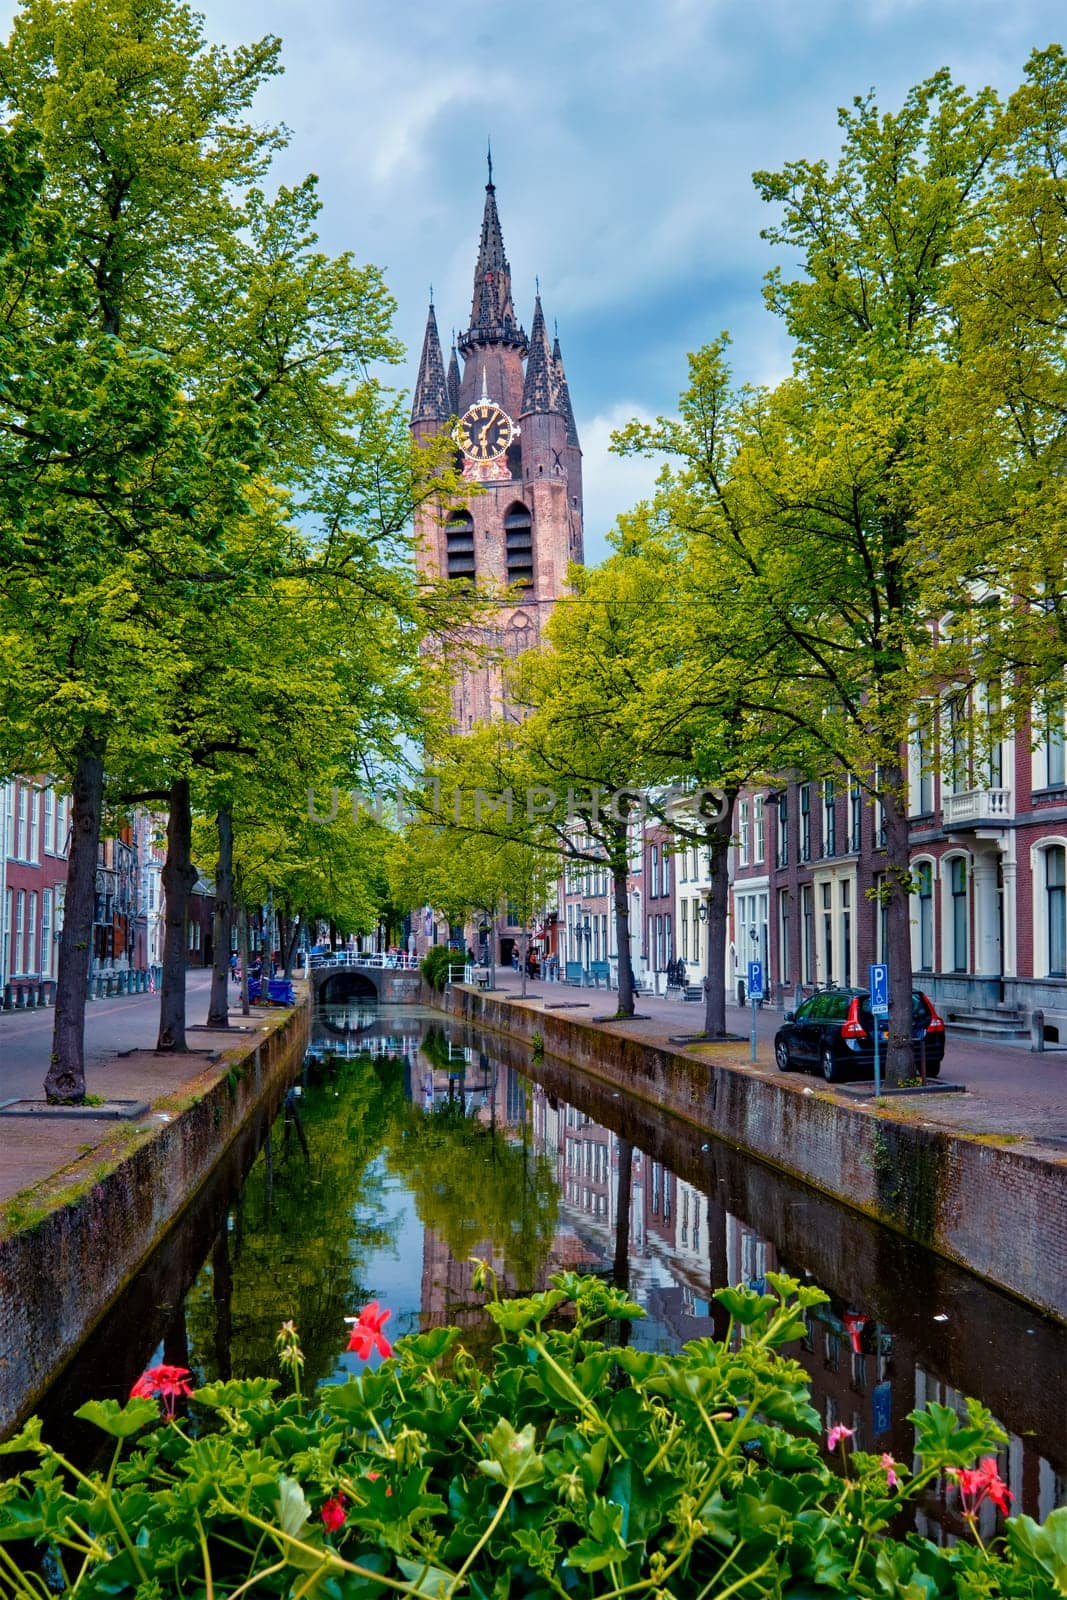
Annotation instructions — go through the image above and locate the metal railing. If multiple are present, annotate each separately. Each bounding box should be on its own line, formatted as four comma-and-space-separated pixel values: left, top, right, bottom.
308, 951, 419, 971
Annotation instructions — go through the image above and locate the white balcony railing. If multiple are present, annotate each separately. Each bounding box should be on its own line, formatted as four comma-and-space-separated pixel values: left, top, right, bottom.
942, 787, 1014, 827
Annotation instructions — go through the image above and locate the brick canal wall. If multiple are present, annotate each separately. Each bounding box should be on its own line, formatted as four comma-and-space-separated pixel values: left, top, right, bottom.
440, 986, 1067, 1323
0, 1008, 309, 1435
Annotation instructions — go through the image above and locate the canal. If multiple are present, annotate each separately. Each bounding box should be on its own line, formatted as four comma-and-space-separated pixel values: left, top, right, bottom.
30, 1004, 1067, 1539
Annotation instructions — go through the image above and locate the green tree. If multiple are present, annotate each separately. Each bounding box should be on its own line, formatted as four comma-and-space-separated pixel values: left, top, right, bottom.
0, 0, 282, 1098
620, 69, 1004, 1081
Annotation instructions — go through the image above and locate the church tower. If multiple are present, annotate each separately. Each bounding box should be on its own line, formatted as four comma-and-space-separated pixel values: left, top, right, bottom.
411, 160, 584, 728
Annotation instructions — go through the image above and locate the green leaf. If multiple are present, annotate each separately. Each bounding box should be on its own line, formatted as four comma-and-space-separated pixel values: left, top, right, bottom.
1007, 1508, 1067, 1593
395, 1557, 455, 1597
485, 1290, 568, 1333
564, 1500, 628, 1573
907, 1398, 1007, 1469
193, 1377, 279, 1410
394, 1327, 461, 1371
0, 1417, 44, 1455
73, 1398, 159, 1438
476, 1419, 545, 1489
713, 1286, 778, 1326
275, 1475, 311, 1537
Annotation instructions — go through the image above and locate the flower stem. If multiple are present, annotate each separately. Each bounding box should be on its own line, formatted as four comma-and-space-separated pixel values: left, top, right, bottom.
445, 1484, 515, 1597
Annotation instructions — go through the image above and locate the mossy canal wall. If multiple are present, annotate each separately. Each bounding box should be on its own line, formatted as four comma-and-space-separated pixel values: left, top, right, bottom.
0, 1007, 309, 1436
439, 985, 1067, 1323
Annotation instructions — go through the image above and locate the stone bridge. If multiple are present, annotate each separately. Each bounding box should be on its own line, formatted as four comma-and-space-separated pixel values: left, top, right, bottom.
309, 956, 423, 1006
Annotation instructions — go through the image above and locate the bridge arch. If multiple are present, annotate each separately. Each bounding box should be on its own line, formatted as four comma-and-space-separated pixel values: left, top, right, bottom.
317, 970, 379, 1005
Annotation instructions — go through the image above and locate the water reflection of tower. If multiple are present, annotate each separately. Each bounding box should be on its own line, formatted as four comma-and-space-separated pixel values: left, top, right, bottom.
417, 1063, 539, 1335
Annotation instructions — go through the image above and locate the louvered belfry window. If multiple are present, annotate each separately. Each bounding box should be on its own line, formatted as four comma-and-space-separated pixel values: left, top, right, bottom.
445, 510, 475, 580
504, 503, 533, 590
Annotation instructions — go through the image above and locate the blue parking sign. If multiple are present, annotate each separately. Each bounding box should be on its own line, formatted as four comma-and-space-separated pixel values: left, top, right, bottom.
747, 959, 763, 1001
872, 1380, 892, 1437
869, 962, 889, 1017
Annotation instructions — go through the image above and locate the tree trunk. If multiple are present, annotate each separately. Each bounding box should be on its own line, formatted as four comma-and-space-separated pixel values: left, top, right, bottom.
237, 893, 251, 1018
283, 913, 300, 978
520, 922, 528, 997
882, 764, 916, 1085
45, 739, 105, 1103
702, 795, 737, 1041
612, 833, 635, 1016
206, 804, 234, 1029
156, 777, 198, 1051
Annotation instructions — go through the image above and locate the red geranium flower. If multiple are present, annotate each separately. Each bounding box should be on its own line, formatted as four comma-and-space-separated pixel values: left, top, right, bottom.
320, 1494, 347, 1533
948, 1456, 1013, 1519
129, 1364, 194, 1416
346, 1301, 393, 1360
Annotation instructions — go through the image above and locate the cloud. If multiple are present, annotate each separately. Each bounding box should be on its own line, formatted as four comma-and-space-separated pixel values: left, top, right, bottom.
577, 403, 668, 566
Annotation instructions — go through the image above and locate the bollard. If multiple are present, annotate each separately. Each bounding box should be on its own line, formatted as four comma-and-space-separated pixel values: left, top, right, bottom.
737, 978, 746, 1007
1031, 1008, 1045, 1052
2, 984, 12, 1011
14, 986, 26, 1009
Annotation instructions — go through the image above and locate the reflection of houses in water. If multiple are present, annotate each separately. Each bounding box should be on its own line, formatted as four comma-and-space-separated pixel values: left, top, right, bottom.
526, 1077, 1064, 1525
382, 1024, 1064, 1525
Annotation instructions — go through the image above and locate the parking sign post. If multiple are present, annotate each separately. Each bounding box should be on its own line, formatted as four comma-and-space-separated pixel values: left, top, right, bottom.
869, 962, 889, 1097
747, 957, 763, 1063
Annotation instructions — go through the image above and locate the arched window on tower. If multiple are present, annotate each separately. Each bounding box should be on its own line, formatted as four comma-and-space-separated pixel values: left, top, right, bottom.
504, 502, 534, 591
445, 509, 475, 582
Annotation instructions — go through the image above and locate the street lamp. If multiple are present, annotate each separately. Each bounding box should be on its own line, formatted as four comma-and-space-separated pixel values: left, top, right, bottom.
696, 894, 711, 991
575, 903, 591, 984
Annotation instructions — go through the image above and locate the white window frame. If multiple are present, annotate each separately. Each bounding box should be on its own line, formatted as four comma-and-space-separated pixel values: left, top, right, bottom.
1030, 837, 1067, 980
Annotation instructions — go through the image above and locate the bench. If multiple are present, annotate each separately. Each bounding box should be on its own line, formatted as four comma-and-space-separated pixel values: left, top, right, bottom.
563, 961, 584, 985
589, 961, 611, 989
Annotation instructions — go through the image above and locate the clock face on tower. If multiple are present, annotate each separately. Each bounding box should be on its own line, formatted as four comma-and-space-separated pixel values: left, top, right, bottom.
455, 401, 517, 461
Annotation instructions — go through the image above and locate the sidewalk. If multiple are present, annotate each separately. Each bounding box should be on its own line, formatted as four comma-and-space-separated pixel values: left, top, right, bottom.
0, 972, 275, 1204
476, 969, 1067, 1149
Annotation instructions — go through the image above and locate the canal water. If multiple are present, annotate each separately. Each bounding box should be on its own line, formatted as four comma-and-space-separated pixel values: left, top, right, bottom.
30, 1005, 1066, 1539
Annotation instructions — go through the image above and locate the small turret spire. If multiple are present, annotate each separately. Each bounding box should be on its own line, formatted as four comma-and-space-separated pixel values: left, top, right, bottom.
411, 300, 450, 424
446, 333, 461, 417
521, 292, 557, 415
552, 325, 580, 447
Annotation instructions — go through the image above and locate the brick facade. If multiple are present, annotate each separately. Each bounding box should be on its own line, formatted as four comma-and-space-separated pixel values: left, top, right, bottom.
726, 695, 1067, 1033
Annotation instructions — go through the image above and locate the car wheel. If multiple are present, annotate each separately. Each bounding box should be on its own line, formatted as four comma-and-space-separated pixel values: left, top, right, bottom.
821, 1045, 846, 1083
775, 1039, 793, 1072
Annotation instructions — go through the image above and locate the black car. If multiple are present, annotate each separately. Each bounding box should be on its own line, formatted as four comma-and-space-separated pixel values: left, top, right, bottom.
773, 987, 946, 1082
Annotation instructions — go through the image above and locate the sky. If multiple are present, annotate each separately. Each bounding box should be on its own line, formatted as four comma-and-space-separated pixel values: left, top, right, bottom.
5, 0, 1065, 562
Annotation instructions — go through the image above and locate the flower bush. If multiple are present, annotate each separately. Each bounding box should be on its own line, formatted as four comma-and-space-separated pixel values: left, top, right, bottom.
0, 1271, 1064, 1597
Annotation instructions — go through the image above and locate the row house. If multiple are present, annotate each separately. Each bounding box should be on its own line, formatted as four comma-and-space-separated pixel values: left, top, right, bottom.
0, 785, 209, 1004
0, 778, 70, 1001
728, 695, 1067, 1037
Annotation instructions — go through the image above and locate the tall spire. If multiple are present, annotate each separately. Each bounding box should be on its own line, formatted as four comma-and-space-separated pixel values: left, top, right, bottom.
552, 327, 580, 447
458, 163, 526, 355
411, 300, 450, 423
446, 332, 461, 417
521, 292, 557, 415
